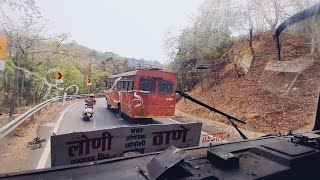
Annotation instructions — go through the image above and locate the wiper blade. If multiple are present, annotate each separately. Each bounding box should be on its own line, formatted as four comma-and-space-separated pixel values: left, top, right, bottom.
275, 2, 320, 60
176, 90, 248, 139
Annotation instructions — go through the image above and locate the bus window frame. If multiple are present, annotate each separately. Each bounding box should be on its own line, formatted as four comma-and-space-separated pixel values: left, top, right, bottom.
158, 80, 174, 94
128, 81, 134, 91
117, 82, 121, 90
139, 78, 156, 93
121, 81, 125, 91
124, 81, 128, 91
107, 81, 112, 89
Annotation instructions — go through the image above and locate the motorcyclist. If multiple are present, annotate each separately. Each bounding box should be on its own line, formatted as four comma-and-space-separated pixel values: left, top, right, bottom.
85, 93, 96, 109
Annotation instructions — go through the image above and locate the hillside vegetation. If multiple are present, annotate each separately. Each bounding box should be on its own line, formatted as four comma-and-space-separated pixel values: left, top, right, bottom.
167, 0, 320, 133
0, 1, 162, 121
177, 33, 320, 133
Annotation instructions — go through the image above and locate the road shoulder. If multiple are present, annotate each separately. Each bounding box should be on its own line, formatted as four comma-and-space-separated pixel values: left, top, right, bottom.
174, 110, 265, 141
0, 100, 76, 174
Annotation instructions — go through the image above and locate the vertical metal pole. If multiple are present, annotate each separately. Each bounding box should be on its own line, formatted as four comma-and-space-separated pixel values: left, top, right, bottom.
276, 35, 281, 61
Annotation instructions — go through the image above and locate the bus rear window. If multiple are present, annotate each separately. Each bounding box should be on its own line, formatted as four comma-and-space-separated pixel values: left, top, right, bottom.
128, 81, 134, 91
140, 79, 155, 92
159, 80, 173, 94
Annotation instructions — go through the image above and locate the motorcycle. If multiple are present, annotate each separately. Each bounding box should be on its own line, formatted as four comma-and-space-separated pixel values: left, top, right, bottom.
82, 104, 94, 120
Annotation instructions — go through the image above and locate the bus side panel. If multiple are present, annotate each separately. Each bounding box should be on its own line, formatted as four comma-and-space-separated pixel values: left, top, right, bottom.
107, 89, 120, 109
119, 75, 138, 118
120, 91, 134, 118
130, 75, 140, 118
106, 90, 113, 108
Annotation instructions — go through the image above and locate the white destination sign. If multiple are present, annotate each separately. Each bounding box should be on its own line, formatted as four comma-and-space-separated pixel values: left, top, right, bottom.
51, 122, 202, 166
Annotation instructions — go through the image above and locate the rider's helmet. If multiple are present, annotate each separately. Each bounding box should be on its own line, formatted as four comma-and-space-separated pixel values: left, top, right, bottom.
89, 93, 94, 97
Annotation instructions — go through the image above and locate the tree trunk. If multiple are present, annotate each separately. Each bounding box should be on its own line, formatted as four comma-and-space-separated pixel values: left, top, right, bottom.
20, 74, 24, 96
8, 43, 12, 58
20, 74, 25, 105
0, 74, 6, 115
311, 36, 315, 56
270, 26, 276, 34
249, 27, 253, 51
310, 15, 317, 57
9, 68, 19, 121
230, 40, 235, 63
3, 74, 9, 112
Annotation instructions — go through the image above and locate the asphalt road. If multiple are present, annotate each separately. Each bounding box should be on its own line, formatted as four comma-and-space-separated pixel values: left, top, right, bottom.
38, 98, 180, 169
56, 98, 174, 135
8, 98, 230, 172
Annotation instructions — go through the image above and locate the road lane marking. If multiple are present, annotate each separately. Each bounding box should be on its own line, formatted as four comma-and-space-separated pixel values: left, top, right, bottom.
168, 118, 182, 124
116, 113, 124, 121
53, 103, 77, 134
36, 103, 76, 169
94, 107, 99, 119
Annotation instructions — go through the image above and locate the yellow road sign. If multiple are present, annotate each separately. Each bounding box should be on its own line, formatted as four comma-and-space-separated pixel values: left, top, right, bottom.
86, 77, 92, 83
0, 36, 8, 60
55, 71, 64, 80
86, 77, 92, 86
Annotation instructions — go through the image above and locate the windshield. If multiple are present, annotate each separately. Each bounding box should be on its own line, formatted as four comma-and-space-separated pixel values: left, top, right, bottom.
0, 0, 320, 176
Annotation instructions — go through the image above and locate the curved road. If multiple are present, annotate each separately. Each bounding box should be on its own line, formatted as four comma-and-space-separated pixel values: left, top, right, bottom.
37, 98, 178, 169
56, 98, 174, 135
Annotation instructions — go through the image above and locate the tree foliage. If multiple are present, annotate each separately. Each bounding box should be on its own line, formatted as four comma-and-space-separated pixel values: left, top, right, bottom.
0, 1, 130, 119
165, 0, 319, 91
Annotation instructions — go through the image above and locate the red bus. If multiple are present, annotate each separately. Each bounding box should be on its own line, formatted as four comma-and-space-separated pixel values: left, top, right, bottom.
106, 69, 177, 119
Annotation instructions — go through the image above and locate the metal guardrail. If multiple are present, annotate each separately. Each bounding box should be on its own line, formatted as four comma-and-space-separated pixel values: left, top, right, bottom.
77, 93, 105, 97
0, 93, 106, 140
0, 97, 62, 140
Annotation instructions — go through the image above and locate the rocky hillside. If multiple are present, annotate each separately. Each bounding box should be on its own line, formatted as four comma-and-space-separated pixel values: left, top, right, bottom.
176, 33, 320, 134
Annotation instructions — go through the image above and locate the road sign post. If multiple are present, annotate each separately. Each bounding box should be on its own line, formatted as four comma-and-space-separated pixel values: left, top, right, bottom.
0, 36, 8, 71
63, 92, 67, 105
55, 71, 64, 83
86, 77, 92, 86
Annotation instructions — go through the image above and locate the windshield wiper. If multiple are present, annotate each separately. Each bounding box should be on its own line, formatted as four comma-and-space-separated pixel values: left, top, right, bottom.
275, 2, 320, 60
176, 91, 248, 139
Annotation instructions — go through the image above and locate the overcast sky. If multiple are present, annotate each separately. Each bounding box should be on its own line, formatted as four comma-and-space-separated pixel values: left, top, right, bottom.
36, 0, 203, 63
